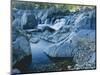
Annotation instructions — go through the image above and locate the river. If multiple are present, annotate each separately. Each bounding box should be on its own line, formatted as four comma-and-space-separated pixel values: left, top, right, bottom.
30, 39, 53, 64
26, 39, 74, 73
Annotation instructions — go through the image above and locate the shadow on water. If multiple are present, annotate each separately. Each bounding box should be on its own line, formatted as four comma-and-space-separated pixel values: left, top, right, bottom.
14, 39, 75, 74
23, 39, 75, 73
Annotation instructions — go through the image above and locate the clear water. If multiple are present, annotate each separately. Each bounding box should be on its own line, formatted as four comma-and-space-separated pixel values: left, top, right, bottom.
30, 39, 53, 64
27, 39, 74, 73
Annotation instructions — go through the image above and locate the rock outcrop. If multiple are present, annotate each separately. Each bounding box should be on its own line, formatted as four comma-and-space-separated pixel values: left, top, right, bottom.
12, 6, 96, 72
12, 10, 32, 73
74, 9, 96, 30
44, 42, 74, 57
71, 30, 96, 69
22, 12, 38, 30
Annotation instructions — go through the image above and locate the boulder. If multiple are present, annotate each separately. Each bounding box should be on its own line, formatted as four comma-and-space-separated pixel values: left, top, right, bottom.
23, 13, 38, 29
12, 36, 32, 72
44, 29, 96, 61
67, 30, 96, 46
44, 42, 74, 57
70, 30, 96, 70
12, 17, 22, 41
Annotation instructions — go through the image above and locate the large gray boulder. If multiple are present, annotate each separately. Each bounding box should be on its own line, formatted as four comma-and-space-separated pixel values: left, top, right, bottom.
69, 30, 96, 70
44, 29, 96, 59
12, 36, 32, 72
44, 42, 74, 57
23, 13, 38, 29
13, 36, 31, 57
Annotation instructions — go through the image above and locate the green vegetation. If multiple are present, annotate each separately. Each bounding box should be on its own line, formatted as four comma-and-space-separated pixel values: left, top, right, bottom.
12, 0, 95, 12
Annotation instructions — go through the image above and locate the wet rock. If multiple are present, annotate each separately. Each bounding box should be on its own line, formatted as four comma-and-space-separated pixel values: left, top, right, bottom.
44, 42, 74, 57
12, 36, 32, 71
23, 13, 38, 29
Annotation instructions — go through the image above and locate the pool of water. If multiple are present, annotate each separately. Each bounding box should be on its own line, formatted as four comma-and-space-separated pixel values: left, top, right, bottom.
30, 39, 53, 64
25, 39, 74, 73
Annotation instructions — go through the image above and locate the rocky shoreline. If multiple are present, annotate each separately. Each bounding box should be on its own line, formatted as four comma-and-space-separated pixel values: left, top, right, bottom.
12, 3, 96, 74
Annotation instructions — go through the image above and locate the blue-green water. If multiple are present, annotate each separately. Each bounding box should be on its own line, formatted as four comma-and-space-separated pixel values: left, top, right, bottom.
27, 39, 74, 73
30, 40, 53, 64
